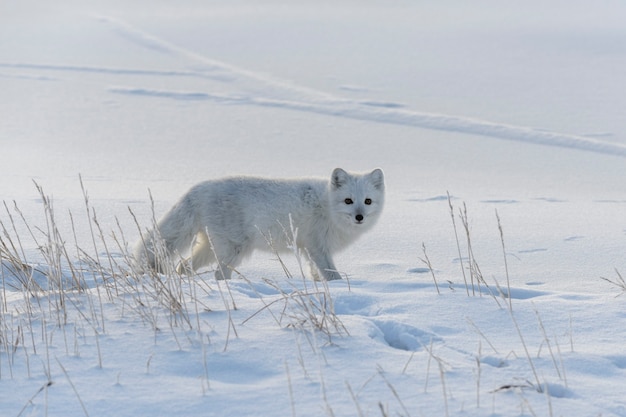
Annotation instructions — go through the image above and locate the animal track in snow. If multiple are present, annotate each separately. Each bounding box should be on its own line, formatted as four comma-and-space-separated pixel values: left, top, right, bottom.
7, 15, 626, 159
407, 195, 452, 203
359, 100, 406, 109
533, 197, 567, 203
518, 248, 548, 254
497, 287, 550, 300
333, 293, 380, 316
230, 280, 282, 299
371, 320, 440, 352
0, 62, 232, 81
481, 199, 519, 205
407, 267, 432, 274
109, 84, 626, 158
607, 355, 626, 370
1, 260, 77, 291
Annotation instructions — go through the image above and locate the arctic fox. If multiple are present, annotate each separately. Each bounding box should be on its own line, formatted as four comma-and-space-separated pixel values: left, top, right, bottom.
134, 168, 384, 281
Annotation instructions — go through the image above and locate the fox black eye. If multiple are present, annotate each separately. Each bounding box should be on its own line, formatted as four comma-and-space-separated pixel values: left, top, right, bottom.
344, 198, 354, 205
364, 198, 372, 205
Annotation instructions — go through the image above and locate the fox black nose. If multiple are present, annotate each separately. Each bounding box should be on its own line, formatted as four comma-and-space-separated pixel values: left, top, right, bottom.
355, 214, 364, 222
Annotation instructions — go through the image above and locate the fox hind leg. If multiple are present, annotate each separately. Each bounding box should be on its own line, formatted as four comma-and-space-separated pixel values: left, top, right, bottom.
189, 232, 252, 280
176, 230, 216, 274
212, 236, 254, 280
189, 230, 216, 270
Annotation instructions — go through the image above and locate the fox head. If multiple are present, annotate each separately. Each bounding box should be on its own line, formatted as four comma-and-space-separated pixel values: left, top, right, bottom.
329, 168, 385, 229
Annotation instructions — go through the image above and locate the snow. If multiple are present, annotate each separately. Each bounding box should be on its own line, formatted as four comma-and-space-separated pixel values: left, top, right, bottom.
2, 0, 626, 415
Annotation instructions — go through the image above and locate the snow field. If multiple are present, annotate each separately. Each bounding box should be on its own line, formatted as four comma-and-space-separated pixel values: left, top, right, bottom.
3, 1, 626, 415
1, 189, 626, 417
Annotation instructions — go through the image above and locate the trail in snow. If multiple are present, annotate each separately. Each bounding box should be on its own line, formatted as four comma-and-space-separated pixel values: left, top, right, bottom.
6, 15, 626, 158
96, 16, 626, 158
94, 15, 341, 103
109, 86, 626, 158
0, 62, 235, 82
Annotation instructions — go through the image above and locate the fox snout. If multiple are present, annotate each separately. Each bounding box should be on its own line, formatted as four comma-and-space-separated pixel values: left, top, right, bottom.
355, 214, 364, 223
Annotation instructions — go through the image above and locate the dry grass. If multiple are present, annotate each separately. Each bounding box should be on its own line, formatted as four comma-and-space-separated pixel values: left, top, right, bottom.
601, 268, 626, 295
1, 184, 579, 416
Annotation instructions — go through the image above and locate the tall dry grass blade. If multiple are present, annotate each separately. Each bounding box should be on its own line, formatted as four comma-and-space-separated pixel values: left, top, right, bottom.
424, 341, 449, 417
496, 210, 512, 311
285, 361, 297, 417
459, 202, 478, 296
601, 268, 626, 296
377, 365, 412, 417
447, 192, 470, 295
533, 306, 564, 382
475, 341, 482, 409
56, 357, 90, 417
507, 307, 542, 392
419, 242, 440, 294
345, 381, 365, 417
16, 380, 54, 417
466, 317, 500, 355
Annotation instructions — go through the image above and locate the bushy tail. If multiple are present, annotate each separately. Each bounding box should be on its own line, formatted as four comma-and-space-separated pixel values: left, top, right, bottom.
133, 198, 198, 273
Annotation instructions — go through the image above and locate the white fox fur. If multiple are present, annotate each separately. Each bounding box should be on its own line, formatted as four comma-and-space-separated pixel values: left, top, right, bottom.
133, 168, 384, 280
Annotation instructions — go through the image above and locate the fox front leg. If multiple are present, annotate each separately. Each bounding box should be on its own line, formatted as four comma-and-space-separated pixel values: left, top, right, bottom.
307, 250, 342, 281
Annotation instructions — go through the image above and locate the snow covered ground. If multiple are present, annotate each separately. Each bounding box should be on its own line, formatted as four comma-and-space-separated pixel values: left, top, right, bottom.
2, 1, 626, 415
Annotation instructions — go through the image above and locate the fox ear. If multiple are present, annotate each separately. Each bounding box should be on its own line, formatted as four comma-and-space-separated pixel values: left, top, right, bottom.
331, 168, 350, 189
369, 168, 385, 190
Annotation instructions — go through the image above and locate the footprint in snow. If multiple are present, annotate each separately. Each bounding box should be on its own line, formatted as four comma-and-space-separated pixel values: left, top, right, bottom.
533, 197, 567, 203
333, 293, 379, 316
607, 355, 626, 370
359, 100, 406, 109
498, 287, 549, 300
518, 248, 548, 254
406, 195, 451, 203
407, 267, 432, 274
480, 355, 508, 368
481, 199, 519, 205
370, 320, 440, 352
230, 280, 282, 298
